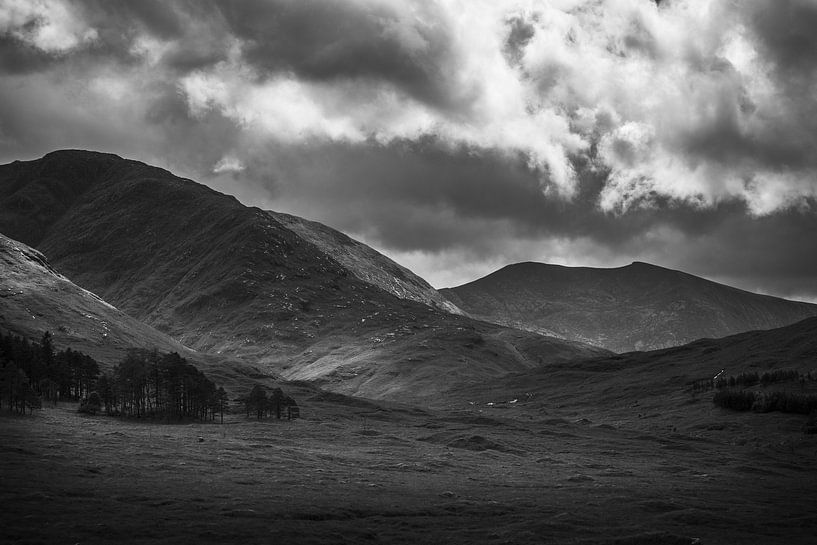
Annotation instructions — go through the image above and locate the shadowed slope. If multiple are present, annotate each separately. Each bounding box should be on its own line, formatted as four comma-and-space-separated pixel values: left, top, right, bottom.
442, 261, 817, 353
454, 316, 817, 418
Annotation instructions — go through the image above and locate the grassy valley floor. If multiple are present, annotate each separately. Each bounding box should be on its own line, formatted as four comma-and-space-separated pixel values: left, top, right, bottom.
2, 396, 816, 545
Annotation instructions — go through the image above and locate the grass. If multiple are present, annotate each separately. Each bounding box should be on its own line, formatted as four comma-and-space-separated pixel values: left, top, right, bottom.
2, 394, 817, 544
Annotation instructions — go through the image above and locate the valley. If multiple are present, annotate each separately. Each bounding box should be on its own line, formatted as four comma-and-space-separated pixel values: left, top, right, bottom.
2, 150, 816, 544
2, 388, 815, 545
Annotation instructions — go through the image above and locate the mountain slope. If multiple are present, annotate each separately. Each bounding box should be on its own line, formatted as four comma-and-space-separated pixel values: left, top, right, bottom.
271, 211, 462, 315
0, 150, 609, 399
441, 261, 817, 353
455, 315, 817, 418
0, 232, 269, 391
0, 232, 190, 362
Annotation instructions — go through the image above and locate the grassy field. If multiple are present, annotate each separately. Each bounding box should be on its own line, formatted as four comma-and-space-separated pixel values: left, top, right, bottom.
2, 391, 816, 545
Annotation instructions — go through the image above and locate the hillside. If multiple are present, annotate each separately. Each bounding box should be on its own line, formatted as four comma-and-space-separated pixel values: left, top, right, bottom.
0, 232, 190, 363
453, 315, 817, 420
0, 150, 609, 400
271, 211, 462, 315
0, 232, 270, 391
441, 261, 817, 353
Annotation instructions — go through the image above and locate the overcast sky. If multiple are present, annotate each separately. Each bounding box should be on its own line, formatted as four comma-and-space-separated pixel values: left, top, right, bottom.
1, 0, 816, 300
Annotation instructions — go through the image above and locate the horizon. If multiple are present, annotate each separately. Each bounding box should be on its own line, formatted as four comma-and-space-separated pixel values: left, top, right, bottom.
1, 1, 815, 301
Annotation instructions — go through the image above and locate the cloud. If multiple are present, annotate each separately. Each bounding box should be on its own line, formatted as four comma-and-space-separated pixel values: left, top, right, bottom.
171, 0, 817, 209
212, 154, 245, 174
215, 0, 463, 109
745, 0, 817, 75
1, 0, 816, 299
0, 0, 97, 53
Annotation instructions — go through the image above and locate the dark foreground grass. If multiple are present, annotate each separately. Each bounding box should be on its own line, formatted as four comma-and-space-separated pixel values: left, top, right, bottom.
1, 400, 816, 545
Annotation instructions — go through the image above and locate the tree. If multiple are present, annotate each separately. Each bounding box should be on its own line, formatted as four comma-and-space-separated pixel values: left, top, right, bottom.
40, 331, 54, 368
248, 385, 267, 419
0, 332, 106, 415
102, 349, 221, 421
20, 381, 40, 414
216, 386, 228, 424
39, 377, 59, 406
1, 366, 29, 413
239, 385, 298, 420
96, 374, 114, 415
269, 388, 285, 419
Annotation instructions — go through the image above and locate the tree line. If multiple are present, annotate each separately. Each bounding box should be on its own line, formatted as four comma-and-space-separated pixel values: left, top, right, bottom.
713, 389, 817, 415
0, 331, 227, 421
1, 330, 301, 422
711, 367, 817, 416
236, 384, 298, 420
0, 331, 99, 413
715, 369, 814, 390
92, 349, 228, 422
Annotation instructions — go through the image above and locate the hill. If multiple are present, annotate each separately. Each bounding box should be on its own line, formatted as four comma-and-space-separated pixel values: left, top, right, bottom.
271, 211, 462, 315
0, 232, 272, 391
0, 232, 189, 363
441, 261, 817, 353
0, 150, 609, 400
452, 315, 817, 422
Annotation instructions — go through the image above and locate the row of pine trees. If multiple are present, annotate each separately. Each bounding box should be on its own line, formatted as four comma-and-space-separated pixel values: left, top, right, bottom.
712, 368, 817, 415
93, 349, 228, 421
0, 331, 98, 413
1, 330, 298, 422
0, 331, 227, 420
713, 389, 817, 414
236, 384, 298, 420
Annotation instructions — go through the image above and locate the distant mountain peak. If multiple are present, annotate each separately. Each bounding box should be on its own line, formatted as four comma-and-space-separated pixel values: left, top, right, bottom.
442, 260, 817, 353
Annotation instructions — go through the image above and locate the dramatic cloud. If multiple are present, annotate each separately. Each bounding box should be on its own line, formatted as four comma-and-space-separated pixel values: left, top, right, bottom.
1, 0, 815, 298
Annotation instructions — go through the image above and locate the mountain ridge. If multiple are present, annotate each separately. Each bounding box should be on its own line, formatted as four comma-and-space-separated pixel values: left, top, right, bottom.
441, 260, 817, 353
270, 211, 462, 314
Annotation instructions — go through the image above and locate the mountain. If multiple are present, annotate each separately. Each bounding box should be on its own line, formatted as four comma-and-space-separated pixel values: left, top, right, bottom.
0, 232, 189, 362
0, 232, 268, 390
0, 230, 198, 363
0, 150, 609, 400
441, 261, 817, 353
271, 211, 462, 315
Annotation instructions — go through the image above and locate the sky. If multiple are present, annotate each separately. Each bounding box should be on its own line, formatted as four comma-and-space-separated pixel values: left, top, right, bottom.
1, 0, 816, 300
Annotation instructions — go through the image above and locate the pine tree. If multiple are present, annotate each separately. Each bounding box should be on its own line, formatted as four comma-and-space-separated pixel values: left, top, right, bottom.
248, 385, 267, 419
216, 386, 228, 423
